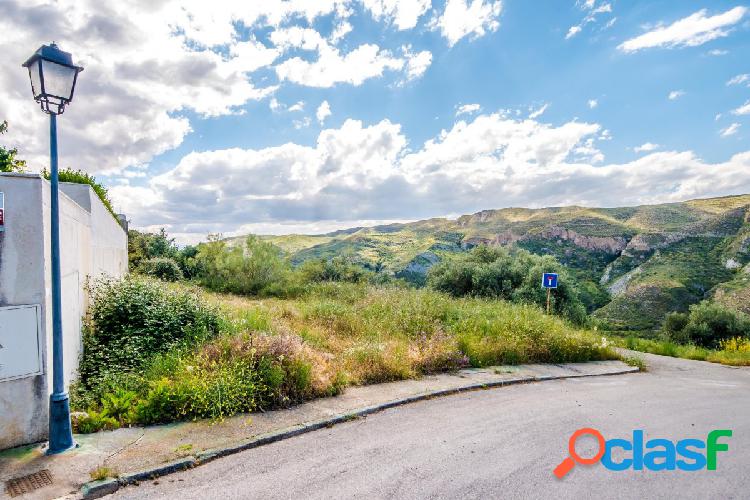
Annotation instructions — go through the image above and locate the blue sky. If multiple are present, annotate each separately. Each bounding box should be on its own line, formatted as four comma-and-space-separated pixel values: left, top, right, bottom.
2, 0, 749, 242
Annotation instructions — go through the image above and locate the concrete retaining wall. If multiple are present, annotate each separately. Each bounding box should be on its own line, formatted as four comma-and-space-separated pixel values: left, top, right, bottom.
0, 173, 127, 450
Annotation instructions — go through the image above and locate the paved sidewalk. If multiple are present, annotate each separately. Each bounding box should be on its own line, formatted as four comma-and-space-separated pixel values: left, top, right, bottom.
0, 360, 636, 499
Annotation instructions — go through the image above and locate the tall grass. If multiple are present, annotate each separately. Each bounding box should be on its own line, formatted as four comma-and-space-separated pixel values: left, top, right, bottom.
215, 283, 616, 384
614, 334, 750, 366
73, 279, 617, 431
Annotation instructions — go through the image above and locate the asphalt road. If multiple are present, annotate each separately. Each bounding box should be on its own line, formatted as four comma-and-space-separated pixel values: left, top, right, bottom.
112, 353, 750, 499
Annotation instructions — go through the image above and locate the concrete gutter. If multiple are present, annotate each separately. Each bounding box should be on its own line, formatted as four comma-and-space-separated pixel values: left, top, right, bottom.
79, 362, 639, 499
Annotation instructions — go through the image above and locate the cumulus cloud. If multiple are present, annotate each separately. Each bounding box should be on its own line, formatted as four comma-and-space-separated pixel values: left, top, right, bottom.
0, 1, 287, 175
733, 100, 750, 116
316, 101, 332, 124
668, 90, 685, 100
111, 111, 750, 242
456, 103, 482, 116
588, 99, 598, 109
528, 103, 549, 119
288, 101, 305, 112
720, 123, 740, 137
363, 0, 432, 30
430, 0, 503, 46
0, 1, 437, 175
634, 142, 659, 153
727, 74, 750, 87
618, 7, 748, 52
272, 27, 428, 87
113, 111, 750, 241
329, 21, 353, 44
402, 47, 433, 81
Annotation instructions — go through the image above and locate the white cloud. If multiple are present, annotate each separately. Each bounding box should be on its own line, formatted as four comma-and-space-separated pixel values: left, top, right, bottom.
588, 99, 598, 109
566, 1, 614, 40
618, 7, 748, 52
272, 27, 424, 87
363, 0, 432, 30
0, 1, 291, 175
634, 142, 659, 153
288, 101, 305, 112
727, 74, 750, 86
456, 103, 482, 116
668, 90, 685, 100
293, 117, 312, 129
720, 123, 740, 137
114, 113, 750, 241
329, 21, 353, 44
528, 103, 549, 119
566, 26, 583, 39
430, 0, 503, 47
732, 100, 750, 116
708, 49, 728, 56
402, 47, 433, 81
316, 101, 332, 124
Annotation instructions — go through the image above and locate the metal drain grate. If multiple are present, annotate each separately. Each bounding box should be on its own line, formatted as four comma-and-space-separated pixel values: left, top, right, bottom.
5, 469, 54, 497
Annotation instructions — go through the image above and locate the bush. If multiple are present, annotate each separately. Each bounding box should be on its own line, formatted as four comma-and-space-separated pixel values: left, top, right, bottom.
42, 167, 116, 219
137, 257, 183, 281
427, 246, 588, 324
663, 312, 689, 340
78, 276, 221, 392
73, 410, 120, 434
664, 301, 750, 348
298, 256, 370, 284
130, 333, 344, 424
195, 235, 294, 296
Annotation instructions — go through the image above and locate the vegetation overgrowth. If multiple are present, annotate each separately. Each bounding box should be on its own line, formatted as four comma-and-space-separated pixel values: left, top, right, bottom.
71, 276, 616, 432
610, 334, 750, 367
42, 167, 118, 219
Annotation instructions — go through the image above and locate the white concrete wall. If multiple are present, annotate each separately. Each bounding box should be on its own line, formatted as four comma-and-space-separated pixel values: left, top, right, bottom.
0, 175, 49, 449
0, 173, 127, 450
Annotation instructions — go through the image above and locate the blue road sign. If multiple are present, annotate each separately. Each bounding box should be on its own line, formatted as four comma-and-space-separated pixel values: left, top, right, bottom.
542, 273, 558, 289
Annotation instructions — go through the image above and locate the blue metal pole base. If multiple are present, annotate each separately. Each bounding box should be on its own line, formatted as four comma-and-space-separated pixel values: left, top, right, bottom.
47, 392, 76, 455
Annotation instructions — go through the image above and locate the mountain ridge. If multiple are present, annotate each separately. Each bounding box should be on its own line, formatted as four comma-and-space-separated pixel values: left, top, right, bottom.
229, 194, 750, 331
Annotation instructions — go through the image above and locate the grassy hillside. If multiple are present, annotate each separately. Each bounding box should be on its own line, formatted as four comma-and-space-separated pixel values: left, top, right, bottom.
233, 194, 750, 331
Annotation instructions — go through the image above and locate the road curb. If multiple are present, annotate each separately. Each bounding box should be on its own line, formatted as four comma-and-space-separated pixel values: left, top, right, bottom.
80, 363, 638, 498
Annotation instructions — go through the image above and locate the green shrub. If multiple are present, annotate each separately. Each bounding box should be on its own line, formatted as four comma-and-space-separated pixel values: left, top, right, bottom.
663, 301, 750, 348
299, 256, 371, 284
0, 120, 26, 173
73, 411, 120, 434
663, 312, 689, 341
101, 389, 138, 423
129, 333, 340, 424
42, 167, 116, 219
78, 276, 221, 391
427, 246, 588, 324
195, 235, 294, 296
137, 257, 183, 281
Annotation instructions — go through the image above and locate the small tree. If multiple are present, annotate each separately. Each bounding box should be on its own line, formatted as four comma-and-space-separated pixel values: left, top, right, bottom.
0, 120, 27, 173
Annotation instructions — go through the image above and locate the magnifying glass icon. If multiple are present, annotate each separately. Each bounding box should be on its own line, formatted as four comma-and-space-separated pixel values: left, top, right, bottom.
553, 427, 606, 478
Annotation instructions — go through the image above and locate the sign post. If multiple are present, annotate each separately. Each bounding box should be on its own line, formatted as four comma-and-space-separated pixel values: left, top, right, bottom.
542, 273, 558, 314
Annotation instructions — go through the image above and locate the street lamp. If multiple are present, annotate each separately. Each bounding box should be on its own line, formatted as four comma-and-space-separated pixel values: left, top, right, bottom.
22, 43, 83, 455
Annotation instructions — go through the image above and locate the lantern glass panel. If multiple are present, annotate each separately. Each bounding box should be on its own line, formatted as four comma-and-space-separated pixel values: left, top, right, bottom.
28, 59, 43, 99
41, 59, 77, 100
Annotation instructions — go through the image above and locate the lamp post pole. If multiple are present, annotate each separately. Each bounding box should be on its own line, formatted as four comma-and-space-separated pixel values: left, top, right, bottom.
47, 112, 75, 454
22, 42, 83, 455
